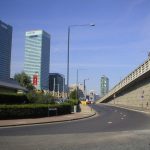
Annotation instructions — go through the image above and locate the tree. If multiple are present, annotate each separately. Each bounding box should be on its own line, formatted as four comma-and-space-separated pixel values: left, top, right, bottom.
27, 91, 54, 104
70, 89, 77, 100
14, 72, 35, 91
70, 89, 84, 100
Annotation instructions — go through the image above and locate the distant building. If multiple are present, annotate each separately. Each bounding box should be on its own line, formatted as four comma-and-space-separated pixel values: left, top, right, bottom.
70, 83, 84, 92
89, 90, 96, 101
0, 20, 12, 80
100, 75, 109, 97
78, 83, 84, 92
24, 30, 50, 90
49, 73, 65, 93
69, 83, 84, 98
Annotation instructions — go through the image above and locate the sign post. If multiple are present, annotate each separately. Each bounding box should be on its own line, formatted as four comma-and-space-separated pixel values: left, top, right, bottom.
48, 108, 58, 116
141, 90, 144, 108
113, 94, 116, 104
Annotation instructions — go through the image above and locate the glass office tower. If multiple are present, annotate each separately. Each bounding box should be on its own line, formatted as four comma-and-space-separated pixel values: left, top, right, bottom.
100, 75, 109, 97
24, 30, 50, 90
0, 20, 12, 80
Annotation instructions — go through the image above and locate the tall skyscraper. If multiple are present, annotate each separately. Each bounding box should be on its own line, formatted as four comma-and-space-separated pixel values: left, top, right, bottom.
24, 30, 50, 90
0, 20, 12, 80
100, 75, 109, 97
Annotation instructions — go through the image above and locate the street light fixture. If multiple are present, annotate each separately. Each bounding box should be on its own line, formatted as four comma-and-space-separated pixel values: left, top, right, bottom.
67, 24, 95, 98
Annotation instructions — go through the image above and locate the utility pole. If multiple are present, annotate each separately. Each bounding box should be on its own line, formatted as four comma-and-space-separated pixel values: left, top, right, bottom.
53, 78, 55, 96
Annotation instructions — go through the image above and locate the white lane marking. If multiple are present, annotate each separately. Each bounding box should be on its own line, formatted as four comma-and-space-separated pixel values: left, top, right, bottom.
121, 118, 124, 120
120, 112, 122, 115
107, 121, 112, 124
114, 110, 118, 112
123, 115, 126, 117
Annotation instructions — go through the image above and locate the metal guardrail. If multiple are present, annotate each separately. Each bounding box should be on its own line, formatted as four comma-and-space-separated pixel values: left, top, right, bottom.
98, 58, 150, 103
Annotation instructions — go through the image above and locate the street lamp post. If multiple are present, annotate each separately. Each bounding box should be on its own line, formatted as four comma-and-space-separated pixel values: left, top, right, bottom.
56, 84, 60, 99
67, 26, 70, 99
53, 78, 56, 96
76, 69, 79, 100
66, 24, 95, 98
84, 78, 89, 100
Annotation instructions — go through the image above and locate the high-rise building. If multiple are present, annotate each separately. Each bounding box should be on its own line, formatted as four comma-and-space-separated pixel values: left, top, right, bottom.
24, 30, 50, 90
49, 73, 65, 93
0, 20, 12, 80
100, 75, 109, 97
0, 20, 27, 93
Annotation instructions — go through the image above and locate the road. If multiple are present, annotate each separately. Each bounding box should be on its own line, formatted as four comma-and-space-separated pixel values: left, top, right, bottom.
1, 104, 150, 150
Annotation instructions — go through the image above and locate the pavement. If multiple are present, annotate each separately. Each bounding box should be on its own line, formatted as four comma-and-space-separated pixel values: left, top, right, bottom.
1, 104, 150, 150
0, 104, 96, 127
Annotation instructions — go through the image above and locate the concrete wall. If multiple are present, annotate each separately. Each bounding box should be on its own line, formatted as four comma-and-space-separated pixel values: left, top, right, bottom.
109, 77, 150, 109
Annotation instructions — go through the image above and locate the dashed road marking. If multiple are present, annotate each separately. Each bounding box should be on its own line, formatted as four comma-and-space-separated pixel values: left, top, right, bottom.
107, 121, 112, 124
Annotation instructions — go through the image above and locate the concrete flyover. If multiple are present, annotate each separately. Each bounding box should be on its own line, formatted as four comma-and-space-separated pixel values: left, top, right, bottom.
97, 58, 150, 109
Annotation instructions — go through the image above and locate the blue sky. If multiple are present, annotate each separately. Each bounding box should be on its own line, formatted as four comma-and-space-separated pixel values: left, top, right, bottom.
1, 0, 150, 94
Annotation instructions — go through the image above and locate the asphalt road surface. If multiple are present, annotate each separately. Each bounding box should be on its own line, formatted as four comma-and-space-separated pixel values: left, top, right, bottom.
1, 104, 150, 150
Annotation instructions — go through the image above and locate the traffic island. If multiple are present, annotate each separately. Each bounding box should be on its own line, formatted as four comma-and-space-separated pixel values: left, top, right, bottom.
0, 104, 96, 127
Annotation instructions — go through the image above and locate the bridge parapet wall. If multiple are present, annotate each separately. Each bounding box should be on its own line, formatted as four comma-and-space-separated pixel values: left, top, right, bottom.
109, 76, 150, 109
97, 58, 150, 105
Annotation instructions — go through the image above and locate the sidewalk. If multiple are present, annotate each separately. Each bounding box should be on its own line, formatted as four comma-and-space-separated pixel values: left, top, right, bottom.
0, 105, 96, 127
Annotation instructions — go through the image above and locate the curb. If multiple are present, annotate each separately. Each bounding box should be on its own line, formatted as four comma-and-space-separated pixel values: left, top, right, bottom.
0, 111, 96, 128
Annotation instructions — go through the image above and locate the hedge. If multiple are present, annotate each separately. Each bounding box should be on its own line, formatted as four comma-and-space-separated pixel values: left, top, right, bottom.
0, 103, 72, 119
66, 99, 81, 112
0, 93, 28, 104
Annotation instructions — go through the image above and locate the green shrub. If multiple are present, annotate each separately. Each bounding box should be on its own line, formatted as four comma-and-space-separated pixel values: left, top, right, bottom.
27, 91, 54, 104
0, 103, 72, 119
